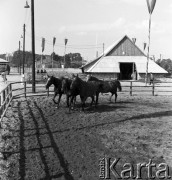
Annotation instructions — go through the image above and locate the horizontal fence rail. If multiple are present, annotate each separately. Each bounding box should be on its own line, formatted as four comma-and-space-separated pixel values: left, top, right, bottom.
1, 80, 172, 122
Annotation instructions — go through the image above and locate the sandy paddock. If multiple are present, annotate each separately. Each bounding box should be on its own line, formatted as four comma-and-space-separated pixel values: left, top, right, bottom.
0, 89, 172, 179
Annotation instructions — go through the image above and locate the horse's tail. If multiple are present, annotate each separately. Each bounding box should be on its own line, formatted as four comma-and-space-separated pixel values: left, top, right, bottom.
117, 80, 122, 92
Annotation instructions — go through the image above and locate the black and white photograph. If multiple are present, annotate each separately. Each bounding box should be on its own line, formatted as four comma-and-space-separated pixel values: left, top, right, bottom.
0, 0, 172, 179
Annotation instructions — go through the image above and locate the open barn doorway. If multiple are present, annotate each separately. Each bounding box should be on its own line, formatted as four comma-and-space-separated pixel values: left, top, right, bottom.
119, 62, 136, 80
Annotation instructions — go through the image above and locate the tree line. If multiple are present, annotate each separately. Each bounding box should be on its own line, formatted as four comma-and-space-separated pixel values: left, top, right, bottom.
1, 52, 172, 73
6, 50, 84, 68
156, 58, 172, 74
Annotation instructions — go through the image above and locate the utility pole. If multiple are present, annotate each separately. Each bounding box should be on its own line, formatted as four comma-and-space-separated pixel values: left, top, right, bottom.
31, 0, 36, 93
52, 37, 56, 71
19, 41, 21, 75
103, 43, 105, 56
24, 0, 35, 92
64, 38, 68, 68
23, 24, 26, 75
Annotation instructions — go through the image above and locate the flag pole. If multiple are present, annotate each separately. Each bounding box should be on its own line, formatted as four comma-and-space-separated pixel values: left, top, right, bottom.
145, 13, 152, 85
52, 45, 54, 72
145, 0, 156, 85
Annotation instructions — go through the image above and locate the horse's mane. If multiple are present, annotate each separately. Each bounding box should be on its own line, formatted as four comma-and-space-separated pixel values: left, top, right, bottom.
65, 78, 72, 90
50, 76, 63, 88
89, 76, 103, 82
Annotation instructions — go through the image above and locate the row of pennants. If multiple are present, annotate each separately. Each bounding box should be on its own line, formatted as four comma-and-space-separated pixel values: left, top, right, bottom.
132, 38, 147, 51
41, 37, 68, 53
41, 0, 156, 53
41, 37, 147, 52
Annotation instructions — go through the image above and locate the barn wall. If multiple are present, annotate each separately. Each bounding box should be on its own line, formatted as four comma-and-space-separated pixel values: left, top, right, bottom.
138, 73, 167, 80
85, 72, 118, 80
108, 37, 144, 56
84, 72, 166, 80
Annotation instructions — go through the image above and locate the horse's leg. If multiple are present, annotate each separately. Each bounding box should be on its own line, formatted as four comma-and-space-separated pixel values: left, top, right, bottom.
96, 92, 99, 105
109, 93, 114, 102
73, 96, 76, 109
66, 94, 69, 107
81, 96, 85, 111
69, 96, 74, 112
57, 93, 62, 108
115, 92, 118, 103
90, 96, 95, 107
53, 92, 58, 104
71, 96, 75, 110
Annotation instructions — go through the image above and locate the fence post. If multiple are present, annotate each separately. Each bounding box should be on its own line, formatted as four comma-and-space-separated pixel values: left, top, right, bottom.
47, 87, 49, 97
9, 84, 12, 99
0, 93, 1, 118
1, 90, 5, 114
130, 81, 132, 96
152, 81, 155, 96
24, 81, 26, 98
3, 90, 6, 110
5, 87, 9, 104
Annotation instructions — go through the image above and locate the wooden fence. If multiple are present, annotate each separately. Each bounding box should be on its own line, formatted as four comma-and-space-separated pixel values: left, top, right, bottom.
0, 80, 172, 122
0, 82, 54, 123
121, 81, 172, 96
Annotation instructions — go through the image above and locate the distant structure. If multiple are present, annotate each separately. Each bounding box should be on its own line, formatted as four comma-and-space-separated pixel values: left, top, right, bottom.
0, 58, 10, 73
81, 35, 168, 80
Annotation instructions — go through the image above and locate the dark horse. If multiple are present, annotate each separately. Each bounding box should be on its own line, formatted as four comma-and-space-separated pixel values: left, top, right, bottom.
87, 75, 122, 102
70, 75, 102, 111
61, 78, 79, 109
61, 77, 95, 111
45, 75, 69, 108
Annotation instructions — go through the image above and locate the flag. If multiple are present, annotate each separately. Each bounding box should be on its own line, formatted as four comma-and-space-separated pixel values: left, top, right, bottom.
146, 0, 156, 14
42, 38, 45, 52
53, 37, 56, 47
132, 38, 136, 44
64, 38, 68, 46
143, 42, 147, 50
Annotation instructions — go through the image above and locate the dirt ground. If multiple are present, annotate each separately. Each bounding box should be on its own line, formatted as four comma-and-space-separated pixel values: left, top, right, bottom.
0, 92, 172, 179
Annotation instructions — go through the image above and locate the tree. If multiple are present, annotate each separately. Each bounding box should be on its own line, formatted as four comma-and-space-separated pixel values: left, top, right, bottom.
0, 54, 6, 60
11, 50, 22, 66
65, 54, 71, 68
156, 58, 172, 74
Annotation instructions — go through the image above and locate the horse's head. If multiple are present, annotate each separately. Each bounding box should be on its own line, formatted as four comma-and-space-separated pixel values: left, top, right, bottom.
70, 74, 80, 91
86, 74, 91, 82
45, 75, 54, 89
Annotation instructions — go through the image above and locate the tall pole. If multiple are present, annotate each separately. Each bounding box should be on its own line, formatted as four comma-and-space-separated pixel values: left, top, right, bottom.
145, 0, 156, 85
23, 24, 26, 75
31, 0, 36, 93
19, 41, 21, 75
52, 37, 56, 71
145, 13, 151, 85
64, 38, 68, 68
52, 46, 54, 71
64, 45, 66, 68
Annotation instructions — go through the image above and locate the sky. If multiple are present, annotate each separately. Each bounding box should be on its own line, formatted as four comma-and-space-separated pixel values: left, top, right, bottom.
0, 0, 172, 61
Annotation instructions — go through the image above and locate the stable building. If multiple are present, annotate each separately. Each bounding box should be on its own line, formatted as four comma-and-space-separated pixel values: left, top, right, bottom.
81, 35, 168, 80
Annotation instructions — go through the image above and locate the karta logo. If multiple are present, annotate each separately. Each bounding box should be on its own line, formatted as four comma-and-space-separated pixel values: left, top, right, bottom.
99, 158, 171, 179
